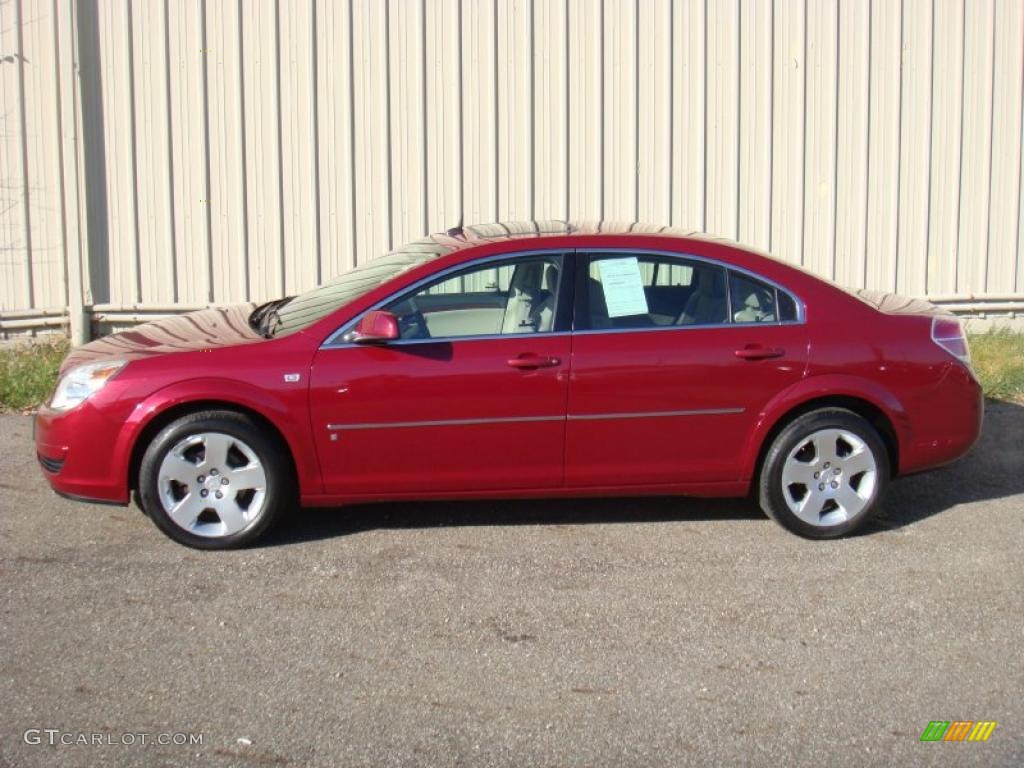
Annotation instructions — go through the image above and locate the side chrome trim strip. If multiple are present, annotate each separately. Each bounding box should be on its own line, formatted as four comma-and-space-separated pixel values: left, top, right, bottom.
567, 407, 744, 421
325, 407, 744, 432
326, 415, 564, 431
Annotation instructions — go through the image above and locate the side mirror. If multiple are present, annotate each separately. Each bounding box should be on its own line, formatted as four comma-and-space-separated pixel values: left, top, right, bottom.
349, 310, 400, 344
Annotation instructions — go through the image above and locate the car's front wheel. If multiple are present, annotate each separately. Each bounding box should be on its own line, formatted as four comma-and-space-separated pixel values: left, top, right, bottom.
758, 408, 889, 538
137, 410, 292, 549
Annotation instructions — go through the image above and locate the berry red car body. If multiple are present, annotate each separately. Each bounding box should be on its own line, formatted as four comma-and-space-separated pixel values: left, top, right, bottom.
34, 222, 983, 547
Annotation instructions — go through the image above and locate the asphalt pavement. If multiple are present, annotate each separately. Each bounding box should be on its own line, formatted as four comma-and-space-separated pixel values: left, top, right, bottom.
1, 402, 1022, 767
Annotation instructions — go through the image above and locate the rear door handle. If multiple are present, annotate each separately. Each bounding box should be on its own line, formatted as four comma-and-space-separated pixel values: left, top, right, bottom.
507, 354, 561, 370
735, 345, 784, 360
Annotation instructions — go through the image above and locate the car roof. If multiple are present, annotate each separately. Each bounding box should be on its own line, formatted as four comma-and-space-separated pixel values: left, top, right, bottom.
391, 219, 753, 261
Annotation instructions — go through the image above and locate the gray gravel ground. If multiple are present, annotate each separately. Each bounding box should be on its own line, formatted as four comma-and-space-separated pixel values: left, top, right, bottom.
1, 403, 1022, 767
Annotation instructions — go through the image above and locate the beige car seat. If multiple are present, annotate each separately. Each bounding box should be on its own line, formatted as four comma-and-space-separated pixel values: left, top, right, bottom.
501, 262, 558, 334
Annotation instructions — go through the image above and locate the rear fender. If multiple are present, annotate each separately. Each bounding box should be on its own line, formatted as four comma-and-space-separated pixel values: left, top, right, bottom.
740, 374, 909, 481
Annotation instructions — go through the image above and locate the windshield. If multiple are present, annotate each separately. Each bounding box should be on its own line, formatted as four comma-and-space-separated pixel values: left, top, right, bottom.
268, 238, 451, 337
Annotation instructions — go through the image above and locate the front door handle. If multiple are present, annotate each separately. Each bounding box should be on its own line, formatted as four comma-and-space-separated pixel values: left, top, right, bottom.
735, 345, 784, 360
507, 353, 561, 370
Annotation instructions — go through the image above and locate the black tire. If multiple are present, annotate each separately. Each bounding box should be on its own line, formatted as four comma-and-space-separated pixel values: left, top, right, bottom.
137, 410, 293, 549
758, 408, 889, 539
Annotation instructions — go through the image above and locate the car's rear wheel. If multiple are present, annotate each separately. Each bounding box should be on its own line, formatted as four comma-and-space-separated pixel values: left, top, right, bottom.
758, 408, 889, 538
137, 410, 292, 548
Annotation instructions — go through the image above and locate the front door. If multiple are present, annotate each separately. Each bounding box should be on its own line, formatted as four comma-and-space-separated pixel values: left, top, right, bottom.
565, 250, 809, 487
310, 252, 572, 495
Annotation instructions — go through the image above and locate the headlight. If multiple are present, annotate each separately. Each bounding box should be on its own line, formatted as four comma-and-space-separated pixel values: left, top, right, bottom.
50, 360, 127, 411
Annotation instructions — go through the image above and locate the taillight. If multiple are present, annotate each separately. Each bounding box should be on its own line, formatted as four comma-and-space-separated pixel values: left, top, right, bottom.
931, 316, 971, 365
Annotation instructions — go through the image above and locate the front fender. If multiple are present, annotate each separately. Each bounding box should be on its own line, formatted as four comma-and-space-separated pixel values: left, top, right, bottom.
116, 377, 323, 497
739, 374, 909, 481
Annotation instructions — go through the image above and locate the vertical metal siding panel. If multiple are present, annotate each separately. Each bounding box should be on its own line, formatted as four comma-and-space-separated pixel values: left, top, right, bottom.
957, 0, 994, 294
865, 0, 901, 291
927, 0, 964, 296
131, 0, 175, 304
8, 0, 1024, 320
834, 0, 870, 289
21, 0, 65, 309
672, 0, 705, 230
167, 1, 208, 304
706, 0, 739, 239
424, 0, 462, 233
73, 0, 100, 308
0, 0, 27, 310
205, 1, 247, 302
390, 0, 427, 248
770, 0, 805, 264
534, 0, 569, 221
242, 0, 283, 300
986, 0, 1023, 293
56, 0, 87, 338
602, 0, 637, 221
318, 0, 357, 279
279, 0, 316, 291
352, 0, 391, 263
637, 0, 671, 225
567, 0, 602, 219
461, 0, 498, 225
97, 1, 135, 305
738, 0, 772, 251
803, 0, 837, 278
1020, 84, 1024, 293
896, 0, 932, 296
496, 0, 533, 220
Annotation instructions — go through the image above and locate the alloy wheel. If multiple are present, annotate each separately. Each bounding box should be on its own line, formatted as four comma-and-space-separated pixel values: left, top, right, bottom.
780, 428, 878, 527
157, 431, 267, 537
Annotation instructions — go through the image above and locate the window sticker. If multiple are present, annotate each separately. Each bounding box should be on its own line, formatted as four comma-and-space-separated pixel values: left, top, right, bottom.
597, 257, 649, 317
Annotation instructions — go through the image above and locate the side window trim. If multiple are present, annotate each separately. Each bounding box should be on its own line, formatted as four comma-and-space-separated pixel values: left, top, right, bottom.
573, 248, 805, 334
322, 250, 574, 348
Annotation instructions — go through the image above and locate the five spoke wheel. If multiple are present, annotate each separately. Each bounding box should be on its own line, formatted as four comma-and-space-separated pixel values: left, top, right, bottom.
759, 408, 888, 538
139, 410, 289, 548
157, 432, 267, 537
780, 428, 878, 526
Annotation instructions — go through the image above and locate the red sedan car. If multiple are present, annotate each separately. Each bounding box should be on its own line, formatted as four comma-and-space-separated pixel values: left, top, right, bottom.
35, 221, 982, 548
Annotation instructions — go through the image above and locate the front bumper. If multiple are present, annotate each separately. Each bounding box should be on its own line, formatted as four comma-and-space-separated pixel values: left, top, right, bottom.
35, 403, 131, 505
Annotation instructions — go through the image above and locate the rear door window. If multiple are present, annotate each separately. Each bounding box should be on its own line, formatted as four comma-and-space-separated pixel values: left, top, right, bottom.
582, 253, 728, 330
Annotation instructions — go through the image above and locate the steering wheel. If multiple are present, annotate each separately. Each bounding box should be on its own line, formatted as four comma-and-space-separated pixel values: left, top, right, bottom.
396, 296, 430, 340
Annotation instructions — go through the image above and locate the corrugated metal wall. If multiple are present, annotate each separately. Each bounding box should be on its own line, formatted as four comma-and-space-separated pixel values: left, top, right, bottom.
2, 0, 1023, 339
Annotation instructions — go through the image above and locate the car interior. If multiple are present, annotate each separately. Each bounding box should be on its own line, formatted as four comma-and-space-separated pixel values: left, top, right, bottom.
383, 253, 793, 341
587, 256, 782, 330
386, 258, 561, 340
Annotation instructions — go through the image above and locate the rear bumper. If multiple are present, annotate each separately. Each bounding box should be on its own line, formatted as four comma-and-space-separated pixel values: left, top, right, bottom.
899, 363, 984, 475
35, 404, 131, 505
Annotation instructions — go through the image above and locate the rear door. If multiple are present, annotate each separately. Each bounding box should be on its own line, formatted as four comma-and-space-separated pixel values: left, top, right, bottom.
310, 252, 573, 495
565, 250, 809, 487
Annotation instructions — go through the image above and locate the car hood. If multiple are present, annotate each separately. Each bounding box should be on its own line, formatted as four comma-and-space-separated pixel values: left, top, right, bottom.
61, 303, 259, 374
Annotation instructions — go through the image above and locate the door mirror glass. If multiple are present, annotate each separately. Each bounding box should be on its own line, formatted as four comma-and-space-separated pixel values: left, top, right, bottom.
350, 310, 400, 343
